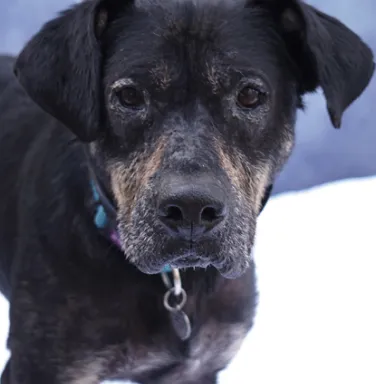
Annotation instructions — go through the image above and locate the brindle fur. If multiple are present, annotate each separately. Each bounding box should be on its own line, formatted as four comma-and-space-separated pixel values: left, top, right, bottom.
0, 0, 373, 383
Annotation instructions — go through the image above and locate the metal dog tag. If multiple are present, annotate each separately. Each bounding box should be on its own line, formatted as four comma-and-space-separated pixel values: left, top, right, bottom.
169, 309, 191, 341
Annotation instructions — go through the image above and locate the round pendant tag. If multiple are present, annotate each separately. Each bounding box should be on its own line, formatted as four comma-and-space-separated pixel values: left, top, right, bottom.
169, 310, 192, 341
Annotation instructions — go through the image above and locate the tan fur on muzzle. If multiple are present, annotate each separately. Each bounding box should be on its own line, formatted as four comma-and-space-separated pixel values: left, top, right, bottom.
215, 139, 271, 213
109, 139, 166, 218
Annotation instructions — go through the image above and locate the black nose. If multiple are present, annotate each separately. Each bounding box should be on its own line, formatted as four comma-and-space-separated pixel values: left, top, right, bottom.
158, 181, 227, 240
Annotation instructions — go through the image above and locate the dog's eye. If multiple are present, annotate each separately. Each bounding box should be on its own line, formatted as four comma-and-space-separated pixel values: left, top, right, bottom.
237, 86, 263, 108
116, 86, 145, 108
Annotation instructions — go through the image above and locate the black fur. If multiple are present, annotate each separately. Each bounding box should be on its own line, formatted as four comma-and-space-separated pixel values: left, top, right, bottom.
0, 0, 373, 383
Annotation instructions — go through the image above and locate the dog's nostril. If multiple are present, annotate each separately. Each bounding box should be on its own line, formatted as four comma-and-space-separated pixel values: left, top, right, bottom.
157, 180, 228, 239
165, 205, 184, 222
201, 206, 220, 223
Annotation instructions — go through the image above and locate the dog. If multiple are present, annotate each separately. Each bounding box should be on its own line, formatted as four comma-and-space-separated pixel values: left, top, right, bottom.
0, 0, 373, 382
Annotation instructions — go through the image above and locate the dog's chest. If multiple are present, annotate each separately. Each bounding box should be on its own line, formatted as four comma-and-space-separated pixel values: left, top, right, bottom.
67, 271, 255, 383
127, 321, 247, 382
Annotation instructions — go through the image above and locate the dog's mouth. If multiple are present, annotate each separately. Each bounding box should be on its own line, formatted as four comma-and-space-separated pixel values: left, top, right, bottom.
111, 178, 268, 279
131, 245, 218, 274
117, 203, 255, 279
168, 252, 212, 270
117, 216, 254, 278
131, 247, 245, 279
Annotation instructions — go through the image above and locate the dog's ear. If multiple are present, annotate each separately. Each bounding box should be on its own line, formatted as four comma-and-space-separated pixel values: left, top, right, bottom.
252, 0, 375, 128
14, 0, 133, 142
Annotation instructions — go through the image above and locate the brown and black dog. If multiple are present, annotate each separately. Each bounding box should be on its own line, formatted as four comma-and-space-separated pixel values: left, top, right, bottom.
0, 0, 374, 383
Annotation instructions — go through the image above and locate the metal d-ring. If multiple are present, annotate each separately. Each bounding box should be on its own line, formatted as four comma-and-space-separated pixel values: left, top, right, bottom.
163, 286, 187, 312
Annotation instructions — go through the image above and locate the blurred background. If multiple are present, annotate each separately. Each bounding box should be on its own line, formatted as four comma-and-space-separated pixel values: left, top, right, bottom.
0, 0, 375, 194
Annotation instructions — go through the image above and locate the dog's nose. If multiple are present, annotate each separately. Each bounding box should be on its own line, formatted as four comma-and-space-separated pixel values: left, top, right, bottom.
158, 183, 227, 240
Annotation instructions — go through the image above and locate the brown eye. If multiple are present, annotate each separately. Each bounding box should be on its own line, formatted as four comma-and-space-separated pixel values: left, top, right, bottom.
237, 86, 263, 108
117, 86, 145, 108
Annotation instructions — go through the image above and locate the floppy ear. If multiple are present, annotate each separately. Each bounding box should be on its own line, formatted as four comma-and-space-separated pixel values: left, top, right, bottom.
253, 0, 375, 128
14, 0, 132, 142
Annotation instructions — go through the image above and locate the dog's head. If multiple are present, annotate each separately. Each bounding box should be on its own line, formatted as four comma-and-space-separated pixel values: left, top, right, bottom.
14, 0, 374, 278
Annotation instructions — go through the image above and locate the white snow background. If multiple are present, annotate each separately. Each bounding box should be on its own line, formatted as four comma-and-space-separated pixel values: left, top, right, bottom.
0, 177, 375, 383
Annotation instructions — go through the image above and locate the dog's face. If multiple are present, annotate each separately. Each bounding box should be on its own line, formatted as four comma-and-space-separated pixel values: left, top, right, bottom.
14, 0, 374, 278
99, 3, 298, 278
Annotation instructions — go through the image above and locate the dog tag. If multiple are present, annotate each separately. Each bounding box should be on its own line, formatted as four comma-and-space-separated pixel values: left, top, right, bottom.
169, 310, 191, 341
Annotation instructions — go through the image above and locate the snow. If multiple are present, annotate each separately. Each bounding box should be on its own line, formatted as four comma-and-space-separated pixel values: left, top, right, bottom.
0, 177, 375, 383
221, 176, 376, 384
